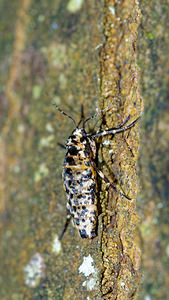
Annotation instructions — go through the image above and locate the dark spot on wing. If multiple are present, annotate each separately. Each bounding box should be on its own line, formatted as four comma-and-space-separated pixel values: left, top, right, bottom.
73, 199, 79, 205
80, 136, 86, 143
68, 146, 79, 156
91, 192, 95, 204
71, 206, 76, 212
77, 195, 86, 199
71, 187, 79, 194
89, 183, 96, 193
69, 193, 73, 199
64, 170, 73, 181
79, 229, 89, 239
74, 219, 80, 226
72, 140, 78, 145
78, 208, 88, 217
66, 156, 75, 165
81, 170, 92, 181
64, 168, 72, 175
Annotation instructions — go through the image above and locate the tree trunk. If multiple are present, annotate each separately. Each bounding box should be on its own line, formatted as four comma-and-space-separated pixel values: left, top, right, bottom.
0, 0, 168, 299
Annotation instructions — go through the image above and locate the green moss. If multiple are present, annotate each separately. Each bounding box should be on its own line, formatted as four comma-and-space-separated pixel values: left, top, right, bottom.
147, 32, 155, 40
32, 85, 42, 100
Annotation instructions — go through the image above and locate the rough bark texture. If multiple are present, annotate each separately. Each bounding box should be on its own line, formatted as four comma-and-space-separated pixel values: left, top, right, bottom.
98, 1, 142, 299
1, 0, 168, 299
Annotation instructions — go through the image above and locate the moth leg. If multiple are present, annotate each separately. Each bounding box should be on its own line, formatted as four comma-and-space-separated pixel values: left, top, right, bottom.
110, 115, 135, 157
88, 117, 140, 139
57, 142, 66, 149
90, 161, 131, 200
59, 204, 71, 240
109, 115, 131, 130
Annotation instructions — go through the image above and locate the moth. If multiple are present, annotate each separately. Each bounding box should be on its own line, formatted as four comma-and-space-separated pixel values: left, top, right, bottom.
55, 105, 139, 239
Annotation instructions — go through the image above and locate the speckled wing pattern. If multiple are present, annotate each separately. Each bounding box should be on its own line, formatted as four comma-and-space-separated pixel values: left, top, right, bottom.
63, 128, 97, 239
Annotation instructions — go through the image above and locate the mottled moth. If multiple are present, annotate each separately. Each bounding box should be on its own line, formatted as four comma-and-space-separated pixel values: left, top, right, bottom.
54, 105, 139, 239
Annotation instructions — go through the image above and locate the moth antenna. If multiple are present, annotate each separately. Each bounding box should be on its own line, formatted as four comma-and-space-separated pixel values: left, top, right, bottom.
83, 99, 116, 126
52, 104, 78, 128
77, 104, 85, 128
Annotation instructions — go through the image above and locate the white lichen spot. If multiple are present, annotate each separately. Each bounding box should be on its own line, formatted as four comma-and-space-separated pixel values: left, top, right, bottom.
39, 135, 54, 148
38, 15, 45, 22
51, 235, 62, 255
109, 149, 114, 154
120, 281, 125, 288
79, 255, 97, 291
39, 137, 49, 147
45, 123, 54, 133
58, 73, 67, 89
157, 202, 163, 209
144, 295, 151, 300
67, 0, 84, 13
53, 95, 61, 105
17, 123, 25, 133
34, 163, 49, 182
79, 255, 95, 277
82, 277, 97, 291
108, 6, 115, 15
94, 44, 102, 50
103, 139, 111, 146
23, 253, 45, 288
153, 217, 158, 224
42, 43, 67, 69
13, 165, 20, 173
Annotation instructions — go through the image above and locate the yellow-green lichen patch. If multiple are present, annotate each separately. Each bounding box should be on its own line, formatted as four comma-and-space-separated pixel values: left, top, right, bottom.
45, 123, 54, 133
51, 235, 62, 255
42, 43, 67, 70
39, 135, 54, 148
67, 0, 84, 13
34, 163, 49, 182
32, 85, 42, 100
